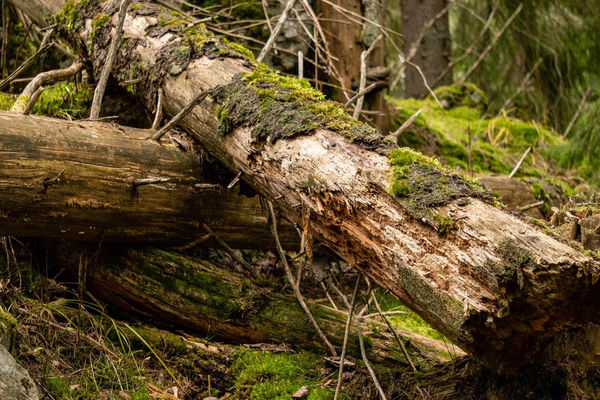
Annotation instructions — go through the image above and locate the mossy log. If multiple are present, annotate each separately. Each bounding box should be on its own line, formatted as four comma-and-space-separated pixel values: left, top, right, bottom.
0, 111, 297, 248
11, 0, 600, 372
51, 244, 455, 367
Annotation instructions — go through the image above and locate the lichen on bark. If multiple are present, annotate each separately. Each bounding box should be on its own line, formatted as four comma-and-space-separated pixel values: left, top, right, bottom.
211, 64, 393, 153
388, 147, 494, 233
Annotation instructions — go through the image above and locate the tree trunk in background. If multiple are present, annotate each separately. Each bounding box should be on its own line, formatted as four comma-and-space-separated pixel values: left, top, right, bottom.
10, 0, 600, 373
0, 112, 298, 248
401, 0, 452, 98
50, 243, 458, 366
317, 0, 389, 131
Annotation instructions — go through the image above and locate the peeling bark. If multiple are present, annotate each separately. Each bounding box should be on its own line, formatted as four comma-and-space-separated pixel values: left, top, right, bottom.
0, 111, 298, 248
10, 0, 600, 372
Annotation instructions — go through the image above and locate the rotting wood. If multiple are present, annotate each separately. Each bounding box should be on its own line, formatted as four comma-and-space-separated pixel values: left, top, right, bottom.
0, 111, 298, 248
50, 243, 455, 366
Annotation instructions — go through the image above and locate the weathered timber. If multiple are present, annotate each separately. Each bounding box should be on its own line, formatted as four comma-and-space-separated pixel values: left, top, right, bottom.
11, 0, 600, 372
0, 111, 297, 248
51, 244, 456, 366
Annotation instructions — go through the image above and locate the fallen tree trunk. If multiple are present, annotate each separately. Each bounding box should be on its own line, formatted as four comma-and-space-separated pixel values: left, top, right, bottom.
11, 0, 600, 371
0, 111, 297, 248
50, 243, 457, 366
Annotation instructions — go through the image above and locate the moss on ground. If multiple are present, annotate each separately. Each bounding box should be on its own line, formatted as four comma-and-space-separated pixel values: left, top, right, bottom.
433, 82, 489, 111
231, 348, 336, 399
389, 92, 564, 178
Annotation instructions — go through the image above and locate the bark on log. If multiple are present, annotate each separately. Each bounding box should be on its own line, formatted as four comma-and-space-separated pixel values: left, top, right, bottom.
11, 0, 600, 372
51, 244, 457, 366
0, 111, 298, 248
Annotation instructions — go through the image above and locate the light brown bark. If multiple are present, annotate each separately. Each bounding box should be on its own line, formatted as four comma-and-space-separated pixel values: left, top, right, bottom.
0, 111, 298, 248
10, 0, 600, 372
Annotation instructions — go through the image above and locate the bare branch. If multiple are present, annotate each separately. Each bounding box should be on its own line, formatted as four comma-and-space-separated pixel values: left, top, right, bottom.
89, 0, 132, 120
508, 146, 531, 179
458, 3, 523, 84
0, 27, 54, 91
266, 199, 337, 357
151, 87, 164, 131
11, 61, 82, 113
561, 88, 591, 139
150, 89, 210, 140
22, 85, 44, 114
257, 0, 297, 62
334, 276, 360, 400
390, 108, 422, 141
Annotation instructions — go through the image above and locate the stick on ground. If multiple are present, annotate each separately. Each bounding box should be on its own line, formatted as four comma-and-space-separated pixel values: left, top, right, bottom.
266, 199, 337, 357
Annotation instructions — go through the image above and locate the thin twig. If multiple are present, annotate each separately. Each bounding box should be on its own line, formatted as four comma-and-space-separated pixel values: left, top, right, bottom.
1, 0, 8, 77
89, 0, 132, 120
22, 85, 44, 115
320, 281, 338, 310
0, 28, 54, 91
261, 0, 273, 33
13, 21, 33, 70
356, 310, 387, 400
353, 51, 368, 120
150, 89, 211, 140
11, 61, 82, 113
500, 57, 542, 111
458, 3, 523, 83
508, 146, 531, 178
352, 35, 382, 120
518, 200, 545, 212
432, 0, 500, 87
405, 0, 453, 63
344, 83, 377, 108
266, 199, 337, 356
201, 223, 258, 278
370, 291, 416, 372
561, 88, 590, 139
257, 0, 297, 62
333, 276, 360, 400
390, 109, 422, 141
151, 87, 164, 131
297, 50, 303, 79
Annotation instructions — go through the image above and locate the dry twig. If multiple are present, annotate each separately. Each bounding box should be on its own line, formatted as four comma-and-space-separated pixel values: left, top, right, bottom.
150, 89, 211, 140
508, 146, 531, 178
89, 0, 132, 119
333, 276, 360, 400
0, 27, 54, 91
266, 199, 337, 357
561, 88, 591, 139
11, 61, 82, 113
257, 0, 297, 62
458, 3, 523, 84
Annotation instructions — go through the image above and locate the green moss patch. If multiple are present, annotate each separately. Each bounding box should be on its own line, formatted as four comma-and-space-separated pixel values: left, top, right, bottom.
432, 82, 488, 111
388, 147, 492, 233
231, 348, 334, 399
389, 96, 564, 178
212, 64, 392, 152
